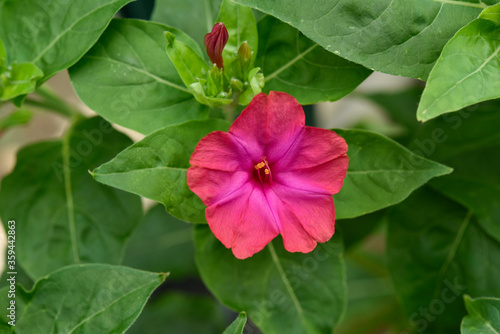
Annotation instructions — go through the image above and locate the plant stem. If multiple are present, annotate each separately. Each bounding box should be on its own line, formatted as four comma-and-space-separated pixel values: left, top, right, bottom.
222, 92, 240, 122
25, 85, 81, 118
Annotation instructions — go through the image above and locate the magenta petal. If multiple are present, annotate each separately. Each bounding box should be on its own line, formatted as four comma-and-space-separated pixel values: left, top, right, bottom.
229, 92, 305, 162
267, 184, 336, 253
190, 131, 252, 172
275, 154, 349, 195
273, 127, 348, 171
187, 167, 250, 206
205, 183, 279, 259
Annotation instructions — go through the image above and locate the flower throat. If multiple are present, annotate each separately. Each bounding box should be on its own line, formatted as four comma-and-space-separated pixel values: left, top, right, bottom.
254, 157, 273, 185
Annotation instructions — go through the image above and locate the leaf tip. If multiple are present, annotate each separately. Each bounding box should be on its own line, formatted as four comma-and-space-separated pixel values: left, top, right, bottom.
164, 31, 175, 46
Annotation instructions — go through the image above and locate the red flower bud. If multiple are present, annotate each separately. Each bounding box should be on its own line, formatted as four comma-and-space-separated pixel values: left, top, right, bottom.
204, 23, 228, 69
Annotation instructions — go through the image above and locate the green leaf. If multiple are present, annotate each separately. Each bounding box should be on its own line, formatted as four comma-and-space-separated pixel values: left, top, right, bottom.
462, 296, 500, 334
0, 109, 32, 131
223, 312, 247, 334
93, 119, 230, 224
194, 225, 346, 334
69, 19, 208, 135
152, 0, 222, 48
387, 188, 500, 333
0, 117, 142, 279
127, 292, 227, 334
257, 15, 371, 105
410, 102, 500, 244
333, 129, 452, 219
216, 0, 258, 72
0, 38, 6, 68
0, 0, 133, 82
123, 204, 197, 280
233, 0, 486, 79
164, 31, 209, 87
0, 264, 166, 333
417, 3, 500, 121
0, 62, 43, 100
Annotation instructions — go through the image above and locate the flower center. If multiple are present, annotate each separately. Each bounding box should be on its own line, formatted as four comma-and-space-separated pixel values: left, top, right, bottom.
253, 157, 273, 185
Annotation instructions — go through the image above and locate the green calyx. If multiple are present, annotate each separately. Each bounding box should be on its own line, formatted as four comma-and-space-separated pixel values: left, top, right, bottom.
165, 31, 264, 108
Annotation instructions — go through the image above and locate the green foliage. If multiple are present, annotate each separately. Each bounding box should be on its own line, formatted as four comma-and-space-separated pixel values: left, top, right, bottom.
334, 129, 452, 219
152, 0, 222, 48
233, 0, 486, 79
0, 109, 32, 131
0, 117, 142, 279
0, 264, 166, 333
461, 296, 500, 333
257, 15, 371, 104
418, 3, 500, 121
216, 0, 258, 73
0, 62, 43, 101
123, 204, 197, 280
194, 225, 346, 334
93, 119, 229, 224
411, 101, 500, 244
0, 0, 133, 83
127, 292, 227, 334
387, 188, 500, 333
69, 19, 209, 135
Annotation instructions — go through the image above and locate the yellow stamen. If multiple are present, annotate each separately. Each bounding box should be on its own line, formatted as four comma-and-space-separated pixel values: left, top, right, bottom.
264, 169, 270, 175
254, 162, 265, 170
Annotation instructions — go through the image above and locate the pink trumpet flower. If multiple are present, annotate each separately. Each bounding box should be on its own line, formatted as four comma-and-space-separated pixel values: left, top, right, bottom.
187, 92, 349, 259
204, 22, 228, 68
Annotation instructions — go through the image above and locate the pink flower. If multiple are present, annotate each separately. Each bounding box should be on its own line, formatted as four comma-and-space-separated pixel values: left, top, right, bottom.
187, 92, 348, 259
204, 23, 228, 68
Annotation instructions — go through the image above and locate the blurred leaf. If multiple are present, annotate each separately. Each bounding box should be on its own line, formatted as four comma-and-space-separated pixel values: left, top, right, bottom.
0, 62, 43, 101
93, 119, 229, 224
233, 0, 487, 79
0, 0, 132, 82
337, 210, 385, 250
418, 4, 500, 121
223, 312, 247, 334
216, 0, 258, 72
387, 188, 500, 333
70, 19, 208, 135
0, 109, 32, 131
257, 15, 371, 105
365, 86, 423, 145
461, 295, 500, 334
123, 204, 197, 280
0, 264, 166, 334
334, 129, 452, 219
194, 225, 346, 334
152, 0, 222, 48
410, 101, 500, 244
0, 117, 142, 279
127, 292, 226, 334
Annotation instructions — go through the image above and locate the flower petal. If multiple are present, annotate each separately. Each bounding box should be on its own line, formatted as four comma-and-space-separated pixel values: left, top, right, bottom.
187, 167, 250, 206
267, 183, 336, 253
189, 131, 252, 172
229, 91, 305, 162
205, 182, 280, 259
273, 127, 348, 172
274, 154, 349, 195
